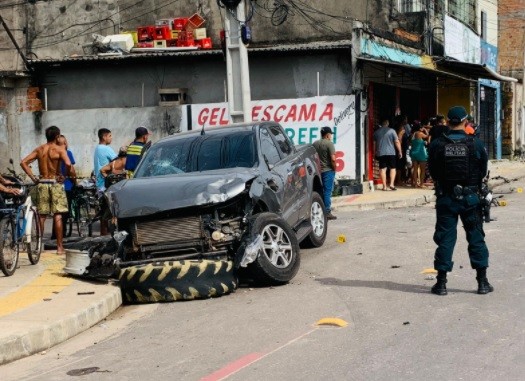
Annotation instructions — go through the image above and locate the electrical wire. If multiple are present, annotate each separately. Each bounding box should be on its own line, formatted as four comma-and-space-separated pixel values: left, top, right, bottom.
29, 0, 182, 49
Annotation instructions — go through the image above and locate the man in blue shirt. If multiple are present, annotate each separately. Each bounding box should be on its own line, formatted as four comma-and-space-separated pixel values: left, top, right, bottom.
125, 127, 151, 177
51, 135, 76, 239
93, 128, 116, 235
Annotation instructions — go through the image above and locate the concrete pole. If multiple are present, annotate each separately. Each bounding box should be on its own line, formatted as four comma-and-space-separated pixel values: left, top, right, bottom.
224, 2, 252, 123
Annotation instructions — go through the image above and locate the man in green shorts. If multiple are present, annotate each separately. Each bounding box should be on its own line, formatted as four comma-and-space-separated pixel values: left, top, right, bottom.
21, 126, 75, 254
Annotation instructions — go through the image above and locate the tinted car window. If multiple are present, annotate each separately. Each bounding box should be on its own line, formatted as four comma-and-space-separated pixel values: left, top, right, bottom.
134, 131, 257, 178
260, 127, 282, 165
268, 125, 293, 157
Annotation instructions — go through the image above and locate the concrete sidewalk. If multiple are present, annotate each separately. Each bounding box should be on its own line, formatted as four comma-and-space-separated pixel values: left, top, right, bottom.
0, 253, 121, 365
332, 160, 525, 212
0, 160, 523, 366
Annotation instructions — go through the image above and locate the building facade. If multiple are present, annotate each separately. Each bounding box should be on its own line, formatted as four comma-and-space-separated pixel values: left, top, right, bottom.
0, 0, 517, 184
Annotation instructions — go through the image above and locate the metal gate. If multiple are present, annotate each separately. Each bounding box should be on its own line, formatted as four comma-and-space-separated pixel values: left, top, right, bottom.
479, 86, 496, 159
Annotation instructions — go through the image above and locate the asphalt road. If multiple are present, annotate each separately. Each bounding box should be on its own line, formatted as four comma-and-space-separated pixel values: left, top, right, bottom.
2, 180, 525, 381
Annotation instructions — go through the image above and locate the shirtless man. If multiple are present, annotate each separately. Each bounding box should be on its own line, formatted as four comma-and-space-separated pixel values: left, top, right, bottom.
20, 126, 75, 254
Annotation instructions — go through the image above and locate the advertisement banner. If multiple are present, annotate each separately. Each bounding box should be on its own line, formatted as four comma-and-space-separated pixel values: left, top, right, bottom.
444, 15, 480, 64
183, 96, 356, 178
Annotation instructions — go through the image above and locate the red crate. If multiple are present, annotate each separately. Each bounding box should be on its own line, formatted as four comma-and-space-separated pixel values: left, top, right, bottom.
198, 37, 212, 49
137, 41, 154, 48
188, 13, 205, 29
173, 18, 188, 31
166, 39, 178, 47
155, 26, 171, 40
137, 26, 155, 42
176, 39, 196, 47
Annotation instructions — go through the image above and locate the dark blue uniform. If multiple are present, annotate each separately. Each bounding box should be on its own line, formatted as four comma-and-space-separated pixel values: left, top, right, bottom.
428, 129, 489, 272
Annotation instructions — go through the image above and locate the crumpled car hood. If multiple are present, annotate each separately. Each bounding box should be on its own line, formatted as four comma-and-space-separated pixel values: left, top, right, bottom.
109, 168, 259, 218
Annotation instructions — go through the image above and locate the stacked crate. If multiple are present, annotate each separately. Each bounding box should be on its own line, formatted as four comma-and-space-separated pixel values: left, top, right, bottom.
134, 13, 212, 50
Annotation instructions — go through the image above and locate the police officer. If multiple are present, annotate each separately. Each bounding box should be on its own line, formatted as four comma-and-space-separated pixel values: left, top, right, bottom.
428, 106, 493, 295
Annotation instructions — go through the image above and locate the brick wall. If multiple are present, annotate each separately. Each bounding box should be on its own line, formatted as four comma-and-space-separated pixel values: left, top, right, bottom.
499, 0, 525, 76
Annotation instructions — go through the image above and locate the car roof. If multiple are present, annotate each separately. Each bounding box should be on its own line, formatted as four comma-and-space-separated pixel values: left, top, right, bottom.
156, 121, 278, 143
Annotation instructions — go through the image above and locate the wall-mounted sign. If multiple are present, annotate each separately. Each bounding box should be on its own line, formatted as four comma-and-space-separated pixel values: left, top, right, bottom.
444, 15, 481, 64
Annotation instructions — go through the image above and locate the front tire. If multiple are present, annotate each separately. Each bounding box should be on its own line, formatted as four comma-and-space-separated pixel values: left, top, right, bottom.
0, 217, 19, 277
301, 192, 327, 248
245, 212, 300, 285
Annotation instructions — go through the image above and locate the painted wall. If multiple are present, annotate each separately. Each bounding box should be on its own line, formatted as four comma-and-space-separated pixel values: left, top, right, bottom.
37, 54, 351, 110
437, 83, 471, 117
478, 0, 498, 47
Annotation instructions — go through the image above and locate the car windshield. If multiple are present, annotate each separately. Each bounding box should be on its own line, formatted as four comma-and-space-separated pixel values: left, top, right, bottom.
134, 131, 257, 178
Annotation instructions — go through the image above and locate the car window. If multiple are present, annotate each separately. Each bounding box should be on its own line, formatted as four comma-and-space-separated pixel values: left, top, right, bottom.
260, 127, 282, 165
268, 125, 293, 157
134, 131, 257, 178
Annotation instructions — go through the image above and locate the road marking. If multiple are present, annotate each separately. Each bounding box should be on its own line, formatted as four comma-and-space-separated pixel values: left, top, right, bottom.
200, 328, 318, 381
421, 268, 437, 274
0, 252, 73, 318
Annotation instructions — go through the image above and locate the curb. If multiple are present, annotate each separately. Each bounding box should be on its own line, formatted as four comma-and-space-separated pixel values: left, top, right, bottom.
333, 193, 435, 212
0, 284, 122, 365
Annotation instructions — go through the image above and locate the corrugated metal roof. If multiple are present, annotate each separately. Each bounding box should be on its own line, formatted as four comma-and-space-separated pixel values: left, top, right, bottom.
28, 40, 352, 65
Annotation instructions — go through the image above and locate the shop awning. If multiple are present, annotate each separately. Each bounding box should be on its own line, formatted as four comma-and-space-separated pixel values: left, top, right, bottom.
436, 60, 518, 82
357, 56, 475, 82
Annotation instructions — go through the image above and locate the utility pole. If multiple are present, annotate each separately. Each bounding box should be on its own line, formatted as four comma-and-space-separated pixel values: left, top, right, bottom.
221, 1, 252, 123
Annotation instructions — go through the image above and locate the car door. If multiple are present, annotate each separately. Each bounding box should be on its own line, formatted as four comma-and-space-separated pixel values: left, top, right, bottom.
266, 125, 307, 228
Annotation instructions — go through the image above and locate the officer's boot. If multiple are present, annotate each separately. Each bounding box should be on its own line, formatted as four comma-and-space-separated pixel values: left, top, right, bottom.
476, 267, 494, 294
431, 270, 448, 296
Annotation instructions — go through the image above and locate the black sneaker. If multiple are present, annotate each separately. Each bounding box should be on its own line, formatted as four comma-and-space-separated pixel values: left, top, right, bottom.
326, 213, 337, 220
477, 278, 494, 294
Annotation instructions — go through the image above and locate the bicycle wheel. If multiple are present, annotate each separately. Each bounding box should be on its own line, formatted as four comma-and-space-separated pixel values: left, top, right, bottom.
77, 200, 92, 237
27, 208, 42, 265
0, 217, 19, 277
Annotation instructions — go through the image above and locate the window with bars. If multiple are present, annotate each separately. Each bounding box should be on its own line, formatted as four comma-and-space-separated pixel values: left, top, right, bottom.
448, 0, 476, 29
397, 0, 425, 13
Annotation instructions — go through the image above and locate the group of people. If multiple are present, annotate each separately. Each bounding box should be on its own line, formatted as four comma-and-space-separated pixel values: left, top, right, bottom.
375, 113, 481, 192
94, 126, 151, 234
372, 107, 492, 295
13, 125, 151, 254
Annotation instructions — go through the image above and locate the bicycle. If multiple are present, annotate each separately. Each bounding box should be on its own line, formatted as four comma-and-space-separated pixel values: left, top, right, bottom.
67, 183, 98, 238
0, 180, 42, 276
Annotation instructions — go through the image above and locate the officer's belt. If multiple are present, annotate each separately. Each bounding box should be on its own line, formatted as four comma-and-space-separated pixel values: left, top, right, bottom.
439, 184, 480, 195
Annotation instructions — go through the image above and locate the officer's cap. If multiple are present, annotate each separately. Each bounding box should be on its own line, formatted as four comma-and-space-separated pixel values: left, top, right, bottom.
447, 106, 470, 124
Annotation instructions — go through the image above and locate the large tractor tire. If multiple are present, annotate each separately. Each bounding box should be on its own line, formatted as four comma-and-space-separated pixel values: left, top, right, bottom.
119, 259, 237, 304
243, 212, 300, 285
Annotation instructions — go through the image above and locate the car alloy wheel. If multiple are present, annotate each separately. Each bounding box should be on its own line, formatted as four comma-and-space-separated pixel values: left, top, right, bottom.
261, 224, 294, 269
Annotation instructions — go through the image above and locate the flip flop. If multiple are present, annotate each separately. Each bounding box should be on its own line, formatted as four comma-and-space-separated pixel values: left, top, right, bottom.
389, 186, 397, 191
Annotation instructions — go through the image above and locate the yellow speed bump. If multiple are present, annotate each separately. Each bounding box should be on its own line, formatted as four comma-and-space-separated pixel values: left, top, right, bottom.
421, 268, 437, 274
337, 234, 346, 243
316, 317, 348, 328
517, 188, 523, 193
498, 200, 507, 206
